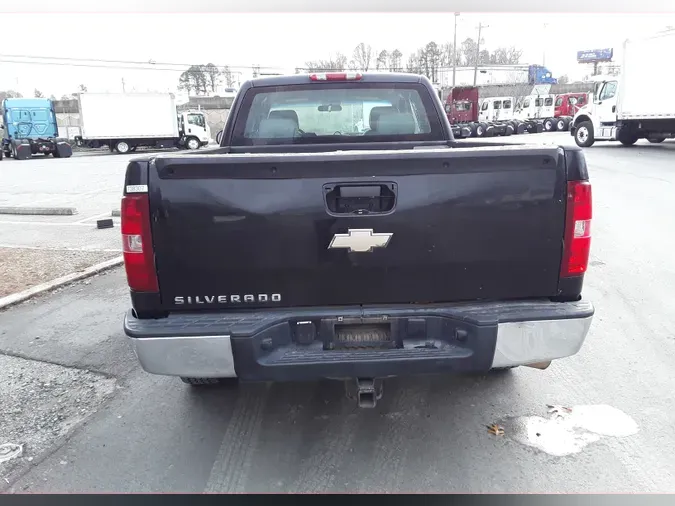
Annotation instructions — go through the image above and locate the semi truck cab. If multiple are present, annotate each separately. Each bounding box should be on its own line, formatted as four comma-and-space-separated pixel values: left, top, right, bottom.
1, 98, 72, 160
479, 97, 515, 122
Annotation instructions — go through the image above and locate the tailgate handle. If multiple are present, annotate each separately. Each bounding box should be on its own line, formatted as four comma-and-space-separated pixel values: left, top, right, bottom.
324, 183, 397, 216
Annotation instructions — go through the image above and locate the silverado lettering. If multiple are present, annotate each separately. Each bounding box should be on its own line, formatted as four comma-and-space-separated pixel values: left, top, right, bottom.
174, 294, 282, 305
122, 72, 594, 409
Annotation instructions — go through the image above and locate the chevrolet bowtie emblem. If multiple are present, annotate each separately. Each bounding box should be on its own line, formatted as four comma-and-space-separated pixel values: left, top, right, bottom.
328, 229, 393, 253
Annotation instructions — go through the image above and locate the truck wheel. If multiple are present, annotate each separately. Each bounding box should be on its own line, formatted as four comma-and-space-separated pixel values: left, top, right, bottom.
186, 137, 200, 150
556, 118, 567, 131
0, 148, 3, 161
619, 137, 638, 147
504, 124, 514, 136
516, 122, 527, 135
12, 140, 31, 160
54, 141, 73, 159
114, 141, 131, 154
543, 118, 556, 132
574, 121, 595, 148
180, 377, 238, 387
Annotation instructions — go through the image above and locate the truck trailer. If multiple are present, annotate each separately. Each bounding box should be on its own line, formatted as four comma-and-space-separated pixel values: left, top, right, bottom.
75, 92, 211, 154
1, 98, 72, 161
571, 29, 675, 147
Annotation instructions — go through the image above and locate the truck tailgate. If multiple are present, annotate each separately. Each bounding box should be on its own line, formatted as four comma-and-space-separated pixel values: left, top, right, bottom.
147, 145, 567, 309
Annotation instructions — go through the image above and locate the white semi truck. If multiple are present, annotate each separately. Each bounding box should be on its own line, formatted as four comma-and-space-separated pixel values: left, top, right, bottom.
571, 29, 675, 147
75, 92, 211, 154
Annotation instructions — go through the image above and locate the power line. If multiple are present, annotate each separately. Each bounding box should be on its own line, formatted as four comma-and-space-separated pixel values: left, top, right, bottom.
0, 53, 286, 71
0, 54, 531, 83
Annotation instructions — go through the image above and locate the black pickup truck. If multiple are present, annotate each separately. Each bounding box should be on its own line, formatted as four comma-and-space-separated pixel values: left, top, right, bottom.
122, 72, 594, 408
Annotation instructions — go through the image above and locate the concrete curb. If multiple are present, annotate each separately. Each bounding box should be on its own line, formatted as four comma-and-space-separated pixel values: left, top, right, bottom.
0, 256, 124, 311
0, 207, 77, 216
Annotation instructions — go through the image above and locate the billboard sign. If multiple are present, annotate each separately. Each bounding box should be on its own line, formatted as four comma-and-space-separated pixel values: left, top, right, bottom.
577, 48, 614, 63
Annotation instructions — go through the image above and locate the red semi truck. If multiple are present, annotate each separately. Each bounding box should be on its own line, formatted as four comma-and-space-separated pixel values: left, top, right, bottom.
554, 93, 588, 131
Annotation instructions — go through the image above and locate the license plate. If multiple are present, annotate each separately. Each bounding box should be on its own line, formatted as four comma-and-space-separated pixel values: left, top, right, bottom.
333, 323, 393, 349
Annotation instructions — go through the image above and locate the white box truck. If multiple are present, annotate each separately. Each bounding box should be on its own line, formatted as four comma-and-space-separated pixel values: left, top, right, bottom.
571, 29, 675, 147
75, 92, 211, 154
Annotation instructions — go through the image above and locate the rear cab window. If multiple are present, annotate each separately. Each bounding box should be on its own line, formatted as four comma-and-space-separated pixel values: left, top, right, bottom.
231, 82, 444, 146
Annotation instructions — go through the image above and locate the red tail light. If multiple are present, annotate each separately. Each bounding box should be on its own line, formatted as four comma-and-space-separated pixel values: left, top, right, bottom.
121, 194, 158, 292
309, 72, 362, 81
561, 180, 592, 277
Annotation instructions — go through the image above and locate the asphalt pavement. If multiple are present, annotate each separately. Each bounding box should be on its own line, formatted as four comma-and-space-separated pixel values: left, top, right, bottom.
1, 133, 675, 493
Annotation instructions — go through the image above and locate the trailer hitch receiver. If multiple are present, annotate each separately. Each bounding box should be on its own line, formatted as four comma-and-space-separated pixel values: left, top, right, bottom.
346, 378, 383, 408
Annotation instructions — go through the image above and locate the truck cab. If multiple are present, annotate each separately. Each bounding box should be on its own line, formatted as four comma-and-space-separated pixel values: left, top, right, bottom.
555, 93, 588, 118
178, 110, 211, 149
444, 87, 479, 125
570, 78, 621, 147
1, 98, 72, 160
478, 97, 515, 122
514, 94, 558, 130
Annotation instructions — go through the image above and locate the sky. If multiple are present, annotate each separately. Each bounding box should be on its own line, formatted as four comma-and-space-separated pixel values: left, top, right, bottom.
1, 12, 674, 97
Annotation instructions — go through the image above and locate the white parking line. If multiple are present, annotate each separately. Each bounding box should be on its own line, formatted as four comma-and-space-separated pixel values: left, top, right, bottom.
74, 212, 111, 224
0, 220, 118, 227
0, 244, 121, 253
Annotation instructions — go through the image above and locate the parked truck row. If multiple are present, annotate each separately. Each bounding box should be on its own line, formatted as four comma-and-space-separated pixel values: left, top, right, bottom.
1, 92, 211, 161
444, 86, 589, 139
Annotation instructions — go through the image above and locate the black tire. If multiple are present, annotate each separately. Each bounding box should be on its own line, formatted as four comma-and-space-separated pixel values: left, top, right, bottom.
114, 140, 131, 154
504, 124, 514, 136
574, 120, 595, 148
0, 147, 3, 161
543, 118, 556, 132
180, 377, 238, 387
562, 117, 572, 131
516, 122, 527, 135
648, 138, 665, 144
12, 140, 31, 160
556, 118, 566, 132
475, 123, 485, 137
617, 128, 639, 146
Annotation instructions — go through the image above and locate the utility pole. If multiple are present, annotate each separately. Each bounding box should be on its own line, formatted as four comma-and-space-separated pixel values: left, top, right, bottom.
452, 12, 460, 87
122, 78, 126, 93
542, 23, 549, 66
473, 23, 488, 86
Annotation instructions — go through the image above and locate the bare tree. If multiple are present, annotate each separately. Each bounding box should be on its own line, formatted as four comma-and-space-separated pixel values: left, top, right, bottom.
376, 50, 389, 70
203, 63, 222, 92
352, 43, 373, 71
78, 84, 88, 93
304, 53, 348, 72
460, 38, 478, 66
0, 90, 23, 103
222, 66, 235, 87
34, 89, 44, 98
405, 54, 422, 74
178, 72, 194, 95
389, 49, 403, 72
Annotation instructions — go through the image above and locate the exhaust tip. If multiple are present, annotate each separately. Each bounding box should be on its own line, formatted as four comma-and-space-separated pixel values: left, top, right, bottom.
524, 361, 552, 370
